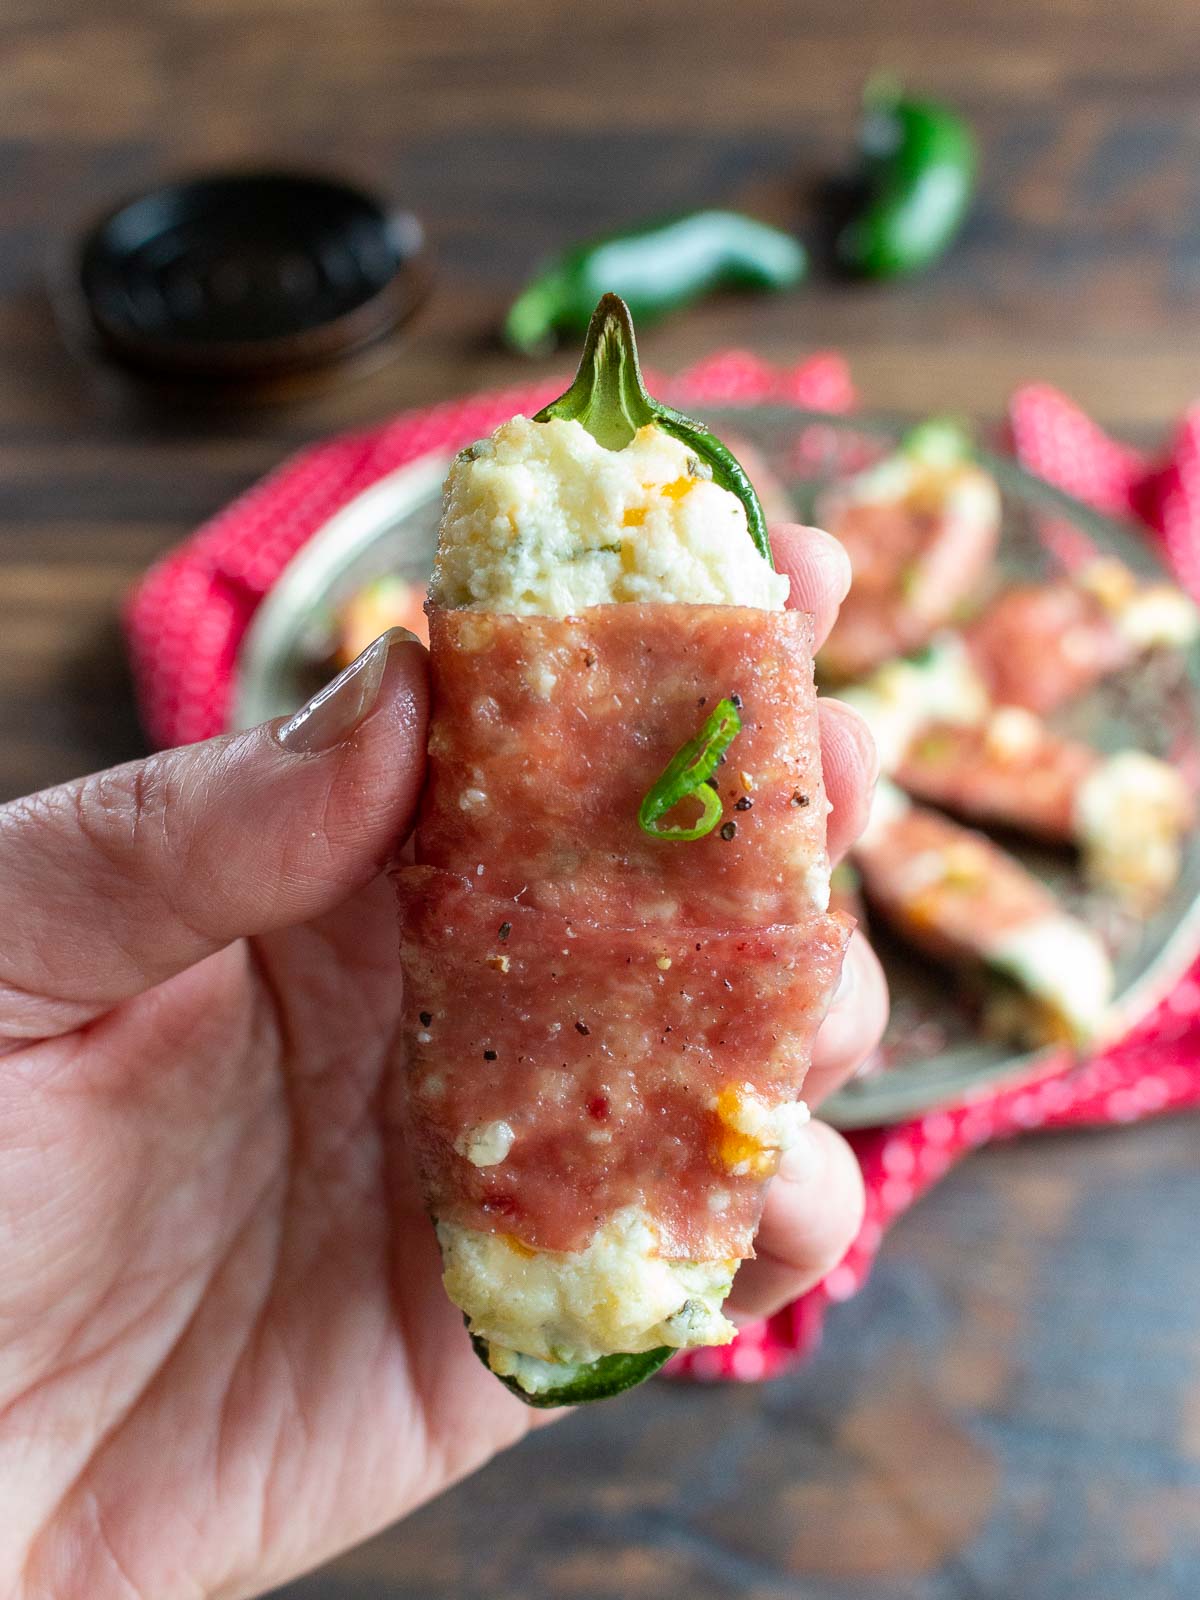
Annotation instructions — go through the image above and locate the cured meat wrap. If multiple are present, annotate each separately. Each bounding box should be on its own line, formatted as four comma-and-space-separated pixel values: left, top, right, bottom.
964, 557, 1198, 715
841, 629, 1195, 909
394, 296, 851, 1405
416, 603, 828, 925
400, 870, 848, 1262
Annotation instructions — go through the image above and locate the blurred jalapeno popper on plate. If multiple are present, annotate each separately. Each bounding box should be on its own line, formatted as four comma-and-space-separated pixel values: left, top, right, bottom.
817, 420, 1001, 682
855, 780, 1114, 1046
842, 634, 1195, 910
894, 711, 1193, 911
394, 296, 851, 1406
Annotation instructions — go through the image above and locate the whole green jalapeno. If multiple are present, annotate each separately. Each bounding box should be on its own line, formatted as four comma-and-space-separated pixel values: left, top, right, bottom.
504, 210, 807, 354
837, 81, 977, 279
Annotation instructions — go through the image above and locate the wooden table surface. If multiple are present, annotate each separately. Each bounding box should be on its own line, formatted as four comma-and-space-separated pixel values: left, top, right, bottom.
5, 2, 1200, 1595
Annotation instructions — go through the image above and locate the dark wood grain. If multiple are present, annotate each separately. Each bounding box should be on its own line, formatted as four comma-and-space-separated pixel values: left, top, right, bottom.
3, 3, 1200, 1596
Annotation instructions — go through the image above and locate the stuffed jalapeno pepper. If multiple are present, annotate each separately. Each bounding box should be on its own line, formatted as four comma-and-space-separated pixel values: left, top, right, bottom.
895, 711, 1193, 910
854, 779, 1113, 1046
964, 557, 1198, 716
817, 421, 1001, 682
394, 297, 851, 1406
841, 637, 1193, 909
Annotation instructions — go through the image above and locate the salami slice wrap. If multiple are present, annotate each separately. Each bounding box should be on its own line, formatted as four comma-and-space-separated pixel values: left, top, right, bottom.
396, 602, 851, 1264
896, 715, 1098, 841
414, 603, 829, 926
853, 784, 1113, 1043
400, 867, 849, 1259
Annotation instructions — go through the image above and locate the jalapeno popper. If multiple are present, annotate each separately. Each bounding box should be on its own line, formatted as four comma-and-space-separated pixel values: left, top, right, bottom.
395, 297, 851, 1406
817, 421, 1001, 682
838, 633, 990, 774
839, 637, 1192, 908
895, 711, 1193, 910
855, 780, 1114, 1045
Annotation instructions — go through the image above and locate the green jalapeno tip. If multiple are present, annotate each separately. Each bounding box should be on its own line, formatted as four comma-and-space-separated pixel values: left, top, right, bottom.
470, 1331, 674, 1407
534, 293, 774, 566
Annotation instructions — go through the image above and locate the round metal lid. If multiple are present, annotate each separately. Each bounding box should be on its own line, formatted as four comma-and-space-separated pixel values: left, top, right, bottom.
77, 169, 430, 388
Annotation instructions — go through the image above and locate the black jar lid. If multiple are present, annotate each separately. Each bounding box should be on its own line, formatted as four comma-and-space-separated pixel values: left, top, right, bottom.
76, 169, 431, 391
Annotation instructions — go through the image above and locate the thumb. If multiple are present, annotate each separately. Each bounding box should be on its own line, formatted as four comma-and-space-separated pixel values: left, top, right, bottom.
0, 629, 427, 1043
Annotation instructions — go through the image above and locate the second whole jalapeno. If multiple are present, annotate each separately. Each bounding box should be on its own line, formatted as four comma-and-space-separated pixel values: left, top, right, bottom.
836, 82, 978, 279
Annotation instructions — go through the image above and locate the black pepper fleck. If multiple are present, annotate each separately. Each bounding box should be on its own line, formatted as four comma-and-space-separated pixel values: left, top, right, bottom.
716, 752, 727, 766
697, 695, 707, 707
730, 692, 743, 710
720, 821, 737, 841
791, 791, 810, 808
705, 775, 720, 790
735, 796, 753, 811
483, 1049, 497, 1062
419, 1011, 432, 1027
575, 1020, 590, 1036
498, 921, 512, 941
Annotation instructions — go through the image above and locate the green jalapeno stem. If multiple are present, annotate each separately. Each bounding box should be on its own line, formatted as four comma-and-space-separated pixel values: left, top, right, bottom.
505, 210, 806, 355
837, 82, 977, 279
535, 292, 774, 565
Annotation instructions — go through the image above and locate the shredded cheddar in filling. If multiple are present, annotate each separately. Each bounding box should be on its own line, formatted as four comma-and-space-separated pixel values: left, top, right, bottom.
659, 476, 695, 502
711, 1084, 806, 1178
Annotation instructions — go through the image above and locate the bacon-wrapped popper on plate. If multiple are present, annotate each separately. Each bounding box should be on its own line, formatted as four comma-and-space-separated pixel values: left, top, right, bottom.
394, 297, 851, 1406
817, 420, 1001, 682
854, 780, 1113, 1046
895, 710, 1193, 910
964, 556, 1198, 715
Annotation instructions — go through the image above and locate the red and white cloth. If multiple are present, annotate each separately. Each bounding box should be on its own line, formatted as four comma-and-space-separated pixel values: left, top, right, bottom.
124, 352, 1200, 1383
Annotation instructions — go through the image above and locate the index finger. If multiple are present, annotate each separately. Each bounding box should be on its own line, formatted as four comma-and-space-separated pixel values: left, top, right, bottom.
769, 523, 852, 650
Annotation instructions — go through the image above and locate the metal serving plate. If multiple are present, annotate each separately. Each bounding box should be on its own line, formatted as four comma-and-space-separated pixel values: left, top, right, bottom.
234, 406, 1200, 1129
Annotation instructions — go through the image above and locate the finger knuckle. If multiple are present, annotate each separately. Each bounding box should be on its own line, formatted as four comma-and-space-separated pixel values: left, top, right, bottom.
71, 755, 177, 873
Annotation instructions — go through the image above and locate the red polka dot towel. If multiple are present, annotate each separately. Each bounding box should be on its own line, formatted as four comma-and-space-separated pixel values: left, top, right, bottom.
123, 357, 1200, 1384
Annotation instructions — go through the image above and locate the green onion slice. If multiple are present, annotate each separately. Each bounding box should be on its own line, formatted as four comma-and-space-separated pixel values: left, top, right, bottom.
638, 698, 743, 842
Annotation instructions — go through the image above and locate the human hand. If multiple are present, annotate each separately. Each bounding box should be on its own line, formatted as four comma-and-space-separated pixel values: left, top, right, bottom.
1, 525, 883, 1599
